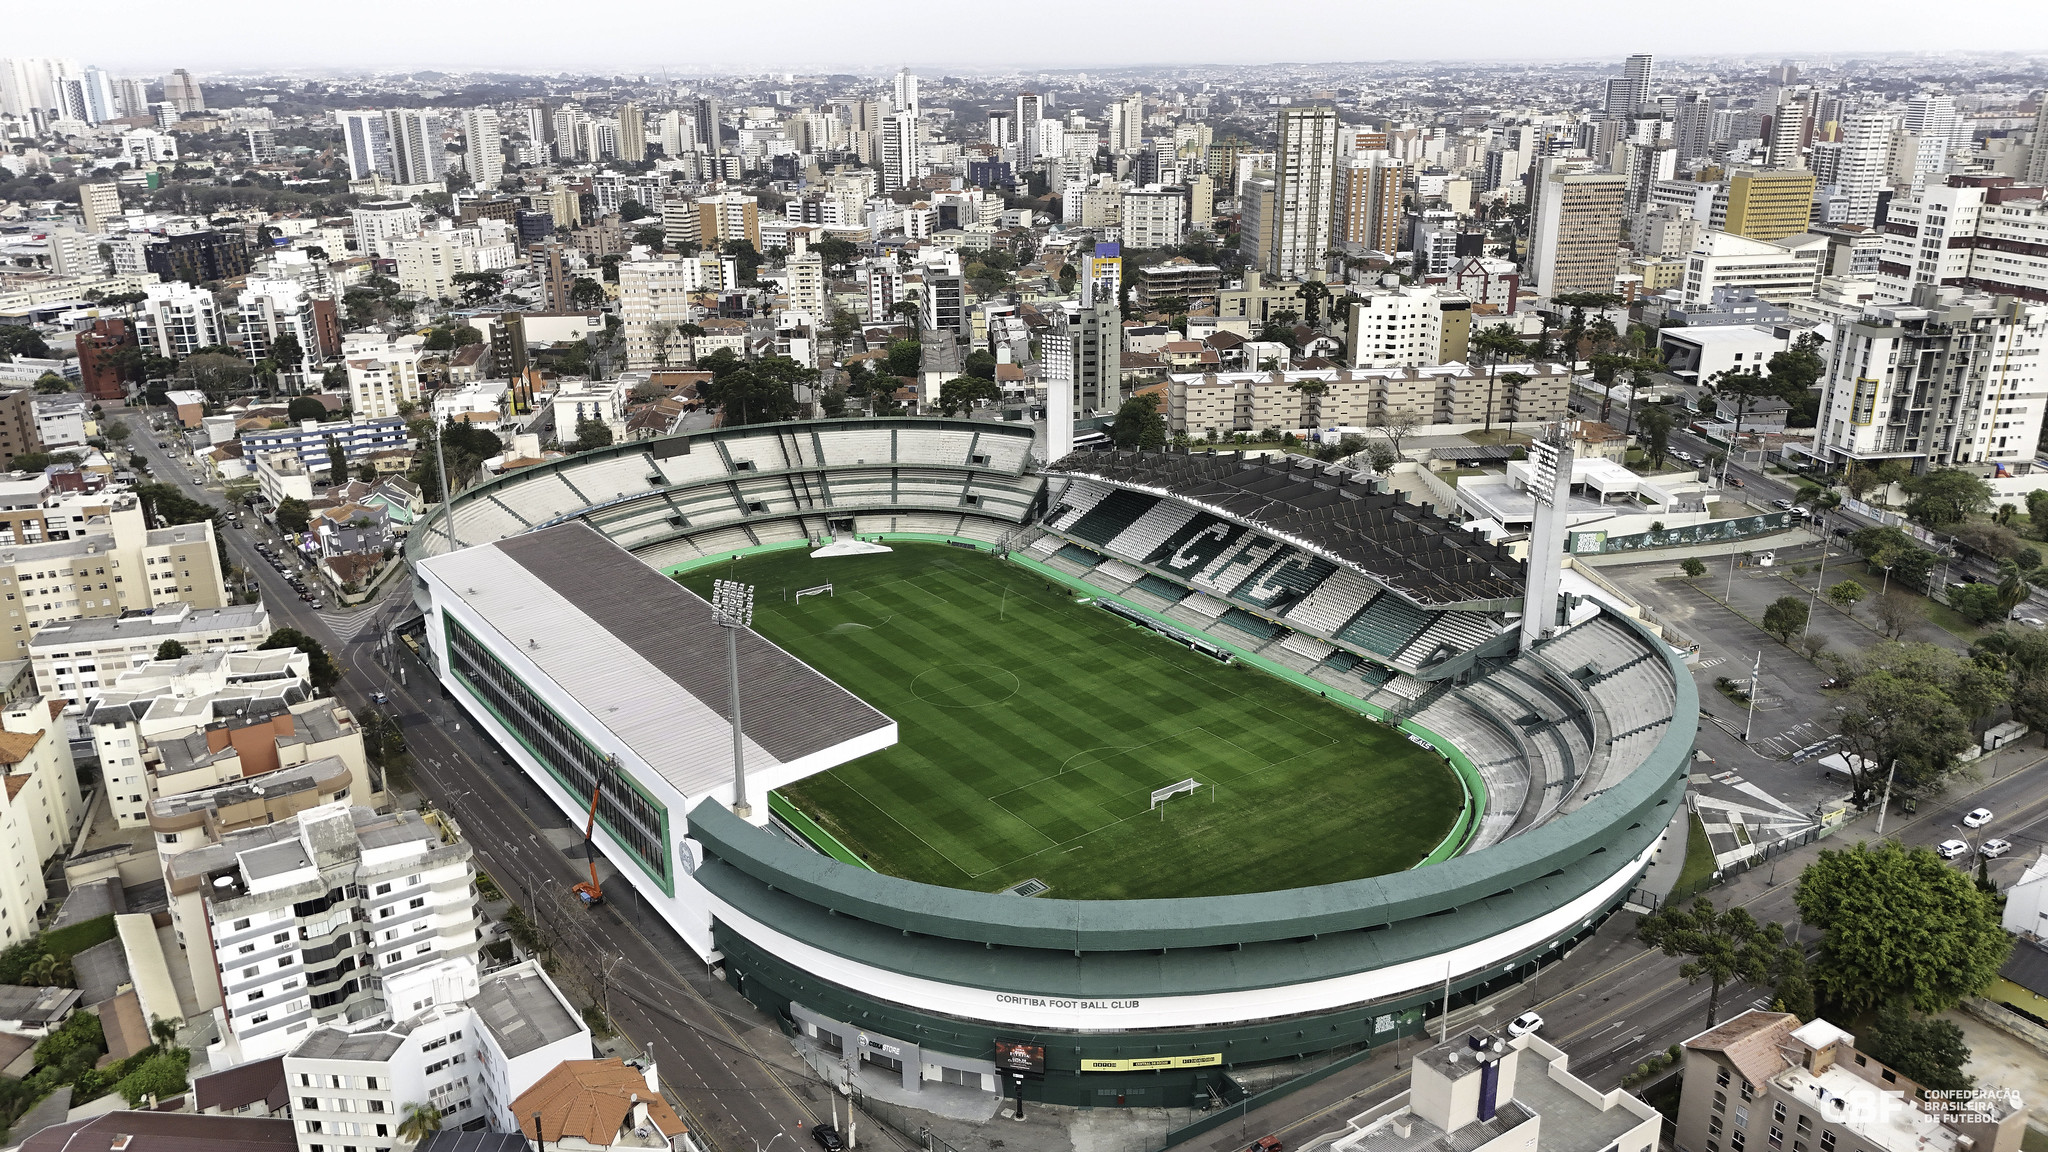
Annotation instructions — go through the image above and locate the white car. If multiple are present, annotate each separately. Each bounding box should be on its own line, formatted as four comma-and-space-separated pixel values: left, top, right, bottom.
1507, 1012, 1544, 1037
1963, 807, 1994, 828
1981, 838, 2013, 859
1936, 839, 1970, 860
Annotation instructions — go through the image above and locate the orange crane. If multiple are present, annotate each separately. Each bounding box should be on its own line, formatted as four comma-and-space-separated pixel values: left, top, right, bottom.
571, 785, 604, 907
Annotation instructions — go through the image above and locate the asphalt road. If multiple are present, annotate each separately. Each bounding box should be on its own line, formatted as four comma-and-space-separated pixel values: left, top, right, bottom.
116, 411, 862, 1152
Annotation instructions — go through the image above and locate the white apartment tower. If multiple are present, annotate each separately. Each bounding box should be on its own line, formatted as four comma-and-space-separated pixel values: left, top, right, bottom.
1875, 174, 2048, 305
170, 802, 482, 1066
386, 109, 447, 186
1265, 105, 1340, 281
460, 108, 503, 188
136, 282, 224, 360
1816, 288, 2045, 470
238, 279, 323, 389
1015, 93, 1042, 165
336, 111, 394, 182
879, 113, 923, 193
1809, 109, 1895, 227
1109, 93, 1145, 154
892, 68, 919, 118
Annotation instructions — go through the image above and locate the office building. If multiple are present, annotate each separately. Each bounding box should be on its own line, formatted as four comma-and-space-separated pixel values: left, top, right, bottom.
282, 960, 589, 1148
164, 802, 482, 1065
1527, 169, 1626, 296
460, 108, 503, 188
1874, 174, 2048, 306
693, 96, 721, 150
78, 182, 121, 234
386, 109, 447, 186
336, 111, 394, 182
1816, 287, 2044, 471
1903, 92, 1969, 167
920, 250, 967, 340
137, 281, 225, 359
1722, 168, 1818, 241
879, 113, 922, 193
1619, 53, 1654, 116
1681, 230, 1825, 306
1676, 1012, 2023, 1152
162, 68, 206, 115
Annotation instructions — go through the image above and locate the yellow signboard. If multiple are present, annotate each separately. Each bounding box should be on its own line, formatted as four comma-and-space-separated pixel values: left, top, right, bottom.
1080, 1053, 1222, 1072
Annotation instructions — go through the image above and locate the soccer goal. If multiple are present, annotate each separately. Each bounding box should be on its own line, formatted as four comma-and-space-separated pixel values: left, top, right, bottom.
794, 584, 835, 605
1150, 777, 1202, 811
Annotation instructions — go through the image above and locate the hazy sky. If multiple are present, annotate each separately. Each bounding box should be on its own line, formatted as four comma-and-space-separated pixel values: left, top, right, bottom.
22, 0, 2048, 75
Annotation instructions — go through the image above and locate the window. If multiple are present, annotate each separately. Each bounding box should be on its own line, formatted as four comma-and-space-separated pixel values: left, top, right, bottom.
1710, 1117, 1724, 1138
275, 932, 291, 944
1735, 1107, 1748, 1128
1713, 1091, 1726, 1115
1819, 1134, 1835, 1152
1731, 1133, 1745, 1152
1773, 1104, 1785, 1124
1740, 1080, 1754, 1102
243, 966, 260, 979
234, 917, 252, 930
367, 1078, 379, 1091
374, 883, 391, 896
408, 897, 425, 910
1769, 1128, 1783, 1151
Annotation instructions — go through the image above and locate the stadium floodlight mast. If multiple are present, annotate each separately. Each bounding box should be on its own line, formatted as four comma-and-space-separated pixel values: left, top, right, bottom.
712, 579, 756, 819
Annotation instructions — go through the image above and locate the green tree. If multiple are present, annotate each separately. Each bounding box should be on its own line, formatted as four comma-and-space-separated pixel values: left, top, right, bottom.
260, 627, 340, 690
115, 1047, 190, 1107
1827, 641, 2002, 799
1864, 1002, 1973, 1093
451, 270, 503, 306
1947, 583, 2003, 624
1795, 840, 2010, 1014
1827, 579, 1866, 614
325, 435, 348, 486
1995, 557, 2033, 619
962, 349, 998, 379
1637, 896, 1792, 1028
571, 417, 614, 452
568, 277, 607, 308
1471, 324, 1528, 433
1109, 393, 1168, 450
136, 483, 220, 529
288, 396, 329, 422
937, 376, 999, 416
1057, 263, 1078, 295
1903, 468, 1994, 529
2027, 488, 2048, 539
883, 339, 923, 378
1762, 595, 1809, 642
1681, 557, 1707, 580
0, 326, 52, 361
1772, 949, 1816, 1020
154, 640, 188, 661
699, 356, 812, 426
275, 497, 311, 534
397, 1101, 443, 1144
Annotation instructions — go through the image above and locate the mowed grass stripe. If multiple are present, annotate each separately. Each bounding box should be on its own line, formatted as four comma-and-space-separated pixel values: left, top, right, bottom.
684, 545, 1457, 899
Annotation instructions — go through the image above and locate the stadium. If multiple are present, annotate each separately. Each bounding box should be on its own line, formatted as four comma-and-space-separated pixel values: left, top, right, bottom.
406, 417, 1694, 1109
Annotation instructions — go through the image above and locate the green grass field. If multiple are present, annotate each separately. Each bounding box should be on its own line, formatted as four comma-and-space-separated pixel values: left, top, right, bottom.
678, 545, 1458, 900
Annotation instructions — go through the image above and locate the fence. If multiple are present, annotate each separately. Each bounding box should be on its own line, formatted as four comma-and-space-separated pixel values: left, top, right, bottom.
1569, 512, 1792, 555
1157, 1045, 1378, 1151
1659, 823, 1830, 909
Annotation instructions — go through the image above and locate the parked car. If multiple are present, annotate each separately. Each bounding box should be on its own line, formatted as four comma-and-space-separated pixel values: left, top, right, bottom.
1773, 499, 1794, 509
1981, 838, 2013, 859
1936, 839, 1970, 860
811, 1125, 843, 1152
1963, 807, 1994, 828
1507, 1011, 1544, 1037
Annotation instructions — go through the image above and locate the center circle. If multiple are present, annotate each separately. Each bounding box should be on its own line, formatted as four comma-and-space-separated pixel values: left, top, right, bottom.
911, 663, 1021, 709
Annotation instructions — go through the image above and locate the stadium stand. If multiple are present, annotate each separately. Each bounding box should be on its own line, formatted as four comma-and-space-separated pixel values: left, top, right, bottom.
1067, 489, 1161, 546
1335, 595, 1434, 657
1105, 501, 1201, 564
1283, 569, 1379, 636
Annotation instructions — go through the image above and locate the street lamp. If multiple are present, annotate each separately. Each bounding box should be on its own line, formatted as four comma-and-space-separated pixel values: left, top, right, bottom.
712, 579, 756, 819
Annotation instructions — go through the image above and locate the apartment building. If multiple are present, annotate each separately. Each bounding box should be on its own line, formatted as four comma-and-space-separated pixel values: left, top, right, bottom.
1120, 186, 1188, 250
32, 600, 268, 710
1334, 154, 1405, 254
240, 418, 410, 476
283, 960, 589, 1152
0, 694, 85, 946
1875, 175, 2048, 306
350, 202, 423, 260
1167, 364, 1570, 439
1675, 1011, 2022, 1152
164, 803, 481, 1066
0, 507, 227, 661
1681, 230, 1826, 306
694, 193, 761, 251
1345, 287, 1446, 369
342, 338, 425, 421
239, 279, 325, 389
137, 281, 225, 359
1815, 287, 2045, 471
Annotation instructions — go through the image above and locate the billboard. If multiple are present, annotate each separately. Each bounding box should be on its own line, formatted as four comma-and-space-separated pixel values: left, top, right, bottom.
993, 1039, 1046, 1077
1079, 1053, 1221, 1073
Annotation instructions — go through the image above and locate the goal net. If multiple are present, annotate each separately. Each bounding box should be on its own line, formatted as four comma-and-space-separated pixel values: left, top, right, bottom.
1150, 778, 1201, 810
794, 583, 834, 604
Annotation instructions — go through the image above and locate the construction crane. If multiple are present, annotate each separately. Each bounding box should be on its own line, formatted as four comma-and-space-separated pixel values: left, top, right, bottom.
571, 784, 604, 907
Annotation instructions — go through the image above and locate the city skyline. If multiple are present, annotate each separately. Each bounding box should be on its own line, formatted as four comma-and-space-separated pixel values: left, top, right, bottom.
14, 0, 2048, 72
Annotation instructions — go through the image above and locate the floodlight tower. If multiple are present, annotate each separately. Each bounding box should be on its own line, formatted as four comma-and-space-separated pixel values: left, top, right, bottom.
1519, 421, 1577, 651
711, 579, 756, 819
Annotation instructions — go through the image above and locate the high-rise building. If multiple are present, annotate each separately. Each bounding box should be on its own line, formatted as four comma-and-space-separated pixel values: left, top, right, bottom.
1673, 91, 1714, 163
78, 181, 121, 233
879, 112, 922, 193
1722, 167, 1818, 241
161, 68, 205, 114
336, 110, 394, 181
461, 107, 503, 188
986, 109, 1014, 153
2029, 103, 2048, 185
893, 68, 919, 118
1238, 173, 1277, 276
1334, 154, 1406, 255
617, 102, 646, 163
1527, 168, 1626, 296
351, 199, 424, 258
1809, 109, 1895, 227
1262, 106, 1339, 281
386, 109, 447, 186
1109, 93, 1144, 153
1120, 186, 1188, 249
1680, 230, 1826, 306
1903, 92, 1969, 165
694, 96, 721, 150
1621, 53, 1655, 115
144, 228, 249, 284
238, 278, 323, 388
1875, 174, 2048, 305
786, 245, 825, 316
695, 192, 761, 250
1816, 289, 2044, 470
1766, 89, 1812, 169
541, 243, 575, 312
1015, 93, 1042, 165
344, 340, 424, 419
136, 281, 225, 359
75, 318, 136, 402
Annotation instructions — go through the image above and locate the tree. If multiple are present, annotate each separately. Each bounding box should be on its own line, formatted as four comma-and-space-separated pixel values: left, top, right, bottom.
1637, 896, 1791, 1028
962, 349, 997, 380
1874, 588, 1922, 639
104, 421, 131, 443
451, 270, 504, 306
2028, 489, 2048, 539
0, 326, 51, 361
288, 396, 329, 422
1372, 407, 1424, 461
324, 435, 348, 486
136, 483, 219, 529
184, 351, 253, 398
1295, 279, 1332, 328
1795, 840, 2011, 1015
568, 277, 607, 309
937, 376, 999, 416
114, 1047, 190, 1107
276, 496, 311, 534
1057, 263, 1078, 295
1863, 1002, 1973, 1093
1471, 324, 1528, 433
1827, 579, 1866, 614
619, 199, 651, 222
1903, 468, 1993, 529
1828, 641, 2001, 799
632, 225, 665, 250
698, 356, 812, 426
397, 1102, 443, 1144
1947, 582, 2004, 624
1109, 392, 1167, 450
722, 239, 764, 285
1762, 596, 1809, 642
260, 627, 340, 690
1681, 557, 1708, 581
1636, 405, 1676, 469
571, 417, 613, 452
1995, 557, 2033, 619
155, 640, 188, 661
883, 339, 923, 379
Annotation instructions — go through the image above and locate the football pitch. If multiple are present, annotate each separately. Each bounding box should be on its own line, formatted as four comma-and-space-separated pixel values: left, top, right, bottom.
677, 544, 1459, 900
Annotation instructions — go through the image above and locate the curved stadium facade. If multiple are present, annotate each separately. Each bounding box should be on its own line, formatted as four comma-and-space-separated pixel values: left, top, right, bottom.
407, 418, 1694, 1108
